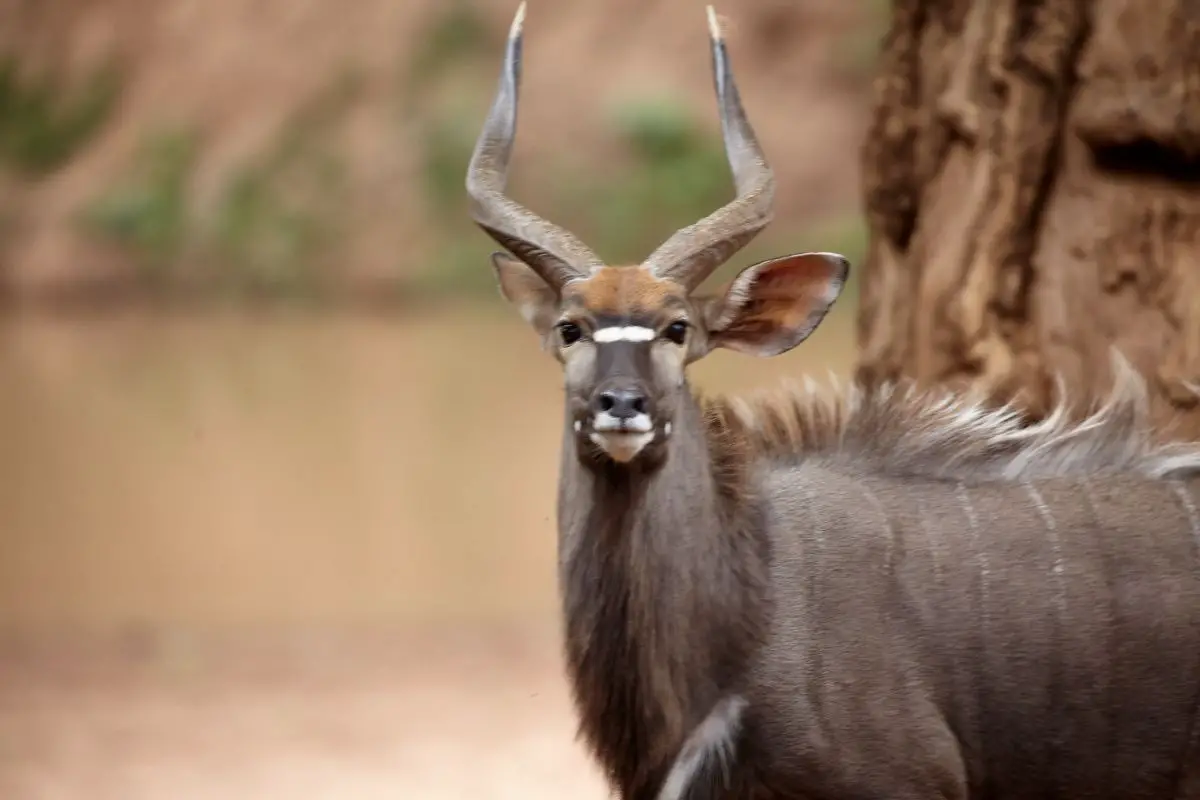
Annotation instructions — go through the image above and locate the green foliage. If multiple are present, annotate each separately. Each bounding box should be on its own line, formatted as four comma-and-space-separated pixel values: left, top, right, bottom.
209, 72, 358, 296
401, 0, 500, 107
81, 128, 197, 280
409, 97, 501, 295
0, 56, 122, 175
418, 100, 481, 219
834, 0, 890, 82
576, 96, 732, 264
397, 0, 509, 296
81, 73, 359, 299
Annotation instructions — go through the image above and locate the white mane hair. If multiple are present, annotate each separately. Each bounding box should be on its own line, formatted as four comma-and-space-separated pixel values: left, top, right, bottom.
712, 350, 1200, 483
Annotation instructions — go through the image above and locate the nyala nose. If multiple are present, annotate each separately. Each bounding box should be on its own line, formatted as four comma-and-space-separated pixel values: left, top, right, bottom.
595, 386, 648, 420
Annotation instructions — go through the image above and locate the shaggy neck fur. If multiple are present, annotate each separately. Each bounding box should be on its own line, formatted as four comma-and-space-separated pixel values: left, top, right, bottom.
704, 354, 1200, 484
557, 389, 770, 799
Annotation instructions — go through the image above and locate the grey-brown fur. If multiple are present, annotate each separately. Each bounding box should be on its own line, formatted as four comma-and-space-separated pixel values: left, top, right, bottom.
461, 5, 1200, 798
559, 353, 1200, 800
558, 384, 772, 799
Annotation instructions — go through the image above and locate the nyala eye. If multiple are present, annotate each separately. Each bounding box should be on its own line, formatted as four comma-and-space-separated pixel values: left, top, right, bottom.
557, 321, 583, 346
663, 321, 689, 345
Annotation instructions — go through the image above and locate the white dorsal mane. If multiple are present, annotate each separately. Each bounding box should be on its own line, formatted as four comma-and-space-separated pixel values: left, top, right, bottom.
718, 351, 1200, 483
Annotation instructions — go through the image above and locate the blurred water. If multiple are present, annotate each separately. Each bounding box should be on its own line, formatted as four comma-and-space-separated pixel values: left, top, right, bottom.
0, 303, 857, 630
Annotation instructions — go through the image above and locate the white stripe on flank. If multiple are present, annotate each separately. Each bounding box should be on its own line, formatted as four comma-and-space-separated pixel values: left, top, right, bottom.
593, 326, 656, 343
1171, 480, 1200, 549
1023, 480, 1067, 613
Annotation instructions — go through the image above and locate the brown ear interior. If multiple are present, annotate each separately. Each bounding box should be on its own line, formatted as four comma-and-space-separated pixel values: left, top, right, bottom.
708, 252, 849, 357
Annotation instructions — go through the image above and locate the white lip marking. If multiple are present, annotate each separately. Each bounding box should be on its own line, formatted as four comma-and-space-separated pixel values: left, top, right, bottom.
592, 411, 653, 433
574, 420, 582, 432
593, 326, 655, 343
590, 431, 655, 463
664, 422, 672, 436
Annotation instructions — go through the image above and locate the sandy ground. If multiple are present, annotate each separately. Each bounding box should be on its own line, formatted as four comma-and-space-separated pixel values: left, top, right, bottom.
0, 625, 611, 800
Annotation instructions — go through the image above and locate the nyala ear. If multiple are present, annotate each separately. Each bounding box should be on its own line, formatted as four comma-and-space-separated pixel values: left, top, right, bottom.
704, 252, 849, 357
491, 251, 560, 337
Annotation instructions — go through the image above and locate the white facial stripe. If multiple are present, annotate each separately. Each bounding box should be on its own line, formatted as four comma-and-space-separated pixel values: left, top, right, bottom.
592, 411, 653, 433
593, 326, 656, 343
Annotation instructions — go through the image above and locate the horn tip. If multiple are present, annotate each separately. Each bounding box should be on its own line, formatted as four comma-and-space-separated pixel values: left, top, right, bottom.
706, 5, 723, 41
510, 1, 527, 39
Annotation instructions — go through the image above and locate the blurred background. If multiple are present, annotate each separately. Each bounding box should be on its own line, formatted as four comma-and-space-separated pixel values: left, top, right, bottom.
0, 0, 883, 797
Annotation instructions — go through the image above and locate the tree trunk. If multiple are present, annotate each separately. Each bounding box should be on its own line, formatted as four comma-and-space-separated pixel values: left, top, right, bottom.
856, 0, 1200, 438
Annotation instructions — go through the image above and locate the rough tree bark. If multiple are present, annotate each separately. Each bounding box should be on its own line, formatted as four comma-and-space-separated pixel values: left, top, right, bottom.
856, 0, 1200, 439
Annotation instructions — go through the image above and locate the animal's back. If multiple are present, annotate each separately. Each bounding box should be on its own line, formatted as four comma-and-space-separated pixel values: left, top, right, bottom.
745, 461, 1200, 799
